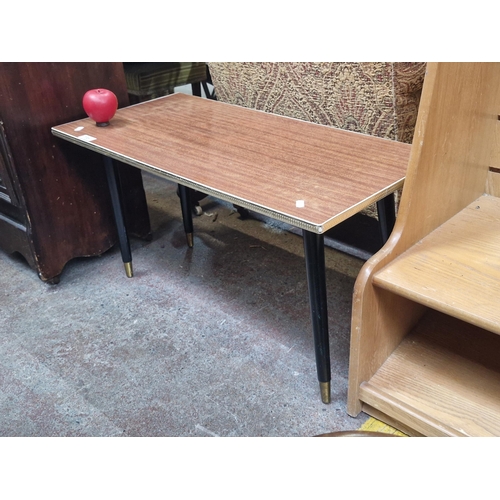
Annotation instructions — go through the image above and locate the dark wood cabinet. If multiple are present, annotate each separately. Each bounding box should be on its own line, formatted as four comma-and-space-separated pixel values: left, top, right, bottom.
0, 122, 20, 207
0, 62, 151, 283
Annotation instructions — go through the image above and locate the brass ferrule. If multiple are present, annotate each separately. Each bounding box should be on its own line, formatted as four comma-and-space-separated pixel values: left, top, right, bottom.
124, 261, 133, 278
320, 381, 331, 404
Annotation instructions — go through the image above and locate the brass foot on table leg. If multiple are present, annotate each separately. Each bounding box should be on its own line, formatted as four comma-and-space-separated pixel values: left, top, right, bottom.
320, 381, 331, 404
186, 232, 194, 248
124, 261, 134, 278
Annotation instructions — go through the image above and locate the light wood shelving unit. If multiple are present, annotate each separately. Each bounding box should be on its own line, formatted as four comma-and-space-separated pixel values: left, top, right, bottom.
347, 62, 500, 436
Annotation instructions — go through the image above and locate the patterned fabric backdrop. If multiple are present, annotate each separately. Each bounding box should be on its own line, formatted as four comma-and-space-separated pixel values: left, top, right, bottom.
208, 62, 427, 216
208, 62, 426, 143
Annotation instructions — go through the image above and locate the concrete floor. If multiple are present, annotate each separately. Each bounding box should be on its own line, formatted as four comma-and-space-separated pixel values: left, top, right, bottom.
0, 170, 371, 436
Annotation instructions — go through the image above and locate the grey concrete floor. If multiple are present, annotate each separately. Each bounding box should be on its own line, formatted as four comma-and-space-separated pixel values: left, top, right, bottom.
0, 170, 370, 436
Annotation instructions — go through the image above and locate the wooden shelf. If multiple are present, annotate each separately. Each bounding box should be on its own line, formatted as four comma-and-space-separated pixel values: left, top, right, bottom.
347, 63, 500, 435
360, 309, 500, 436
374, 194, 500, 334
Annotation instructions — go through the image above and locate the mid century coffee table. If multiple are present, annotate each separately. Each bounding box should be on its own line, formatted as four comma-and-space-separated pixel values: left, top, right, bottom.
52, 93, 410, 403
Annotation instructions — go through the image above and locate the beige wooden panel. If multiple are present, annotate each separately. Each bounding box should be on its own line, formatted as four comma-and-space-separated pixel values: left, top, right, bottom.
348, 63, 500, 419
485, 168, 500, 196
363, 311, 500, 436
392, 63, 500, 250
491, 117, 500, 170
374, 195, 500, 334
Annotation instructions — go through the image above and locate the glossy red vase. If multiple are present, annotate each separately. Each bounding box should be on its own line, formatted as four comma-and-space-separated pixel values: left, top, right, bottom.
82, 88, 118, 126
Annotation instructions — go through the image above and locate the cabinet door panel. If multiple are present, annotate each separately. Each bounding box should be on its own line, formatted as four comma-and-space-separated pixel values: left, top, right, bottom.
0, 120, 20, 206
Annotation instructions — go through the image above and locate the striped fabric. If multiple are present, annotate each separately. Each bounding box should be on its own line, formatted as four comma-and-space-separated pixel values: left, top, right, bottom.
123, 62, 207, 98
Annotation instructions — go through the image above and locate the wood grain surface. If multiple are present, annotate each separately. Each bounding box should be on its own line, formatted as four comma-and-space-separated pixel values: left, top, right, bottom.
52, 93, 410, 233
346, 62, 500, 435
374, 194, 500, 334
361, 310, 500, 436
0, 62, 150, 281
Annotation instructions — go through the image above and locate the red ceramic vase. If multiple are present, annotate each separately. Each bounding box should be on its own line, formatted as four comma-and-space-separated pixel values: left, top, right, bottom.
82, 88, 118, 126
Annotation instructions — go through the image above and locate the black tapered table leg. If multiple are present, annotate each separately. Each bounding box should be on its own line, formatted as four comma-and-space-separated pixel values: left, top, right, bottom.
103, 156, 133, 277
178, 184, 194, 248
377, 192, 396, 244
303, 230, 331, 404
191, 81, 202, 97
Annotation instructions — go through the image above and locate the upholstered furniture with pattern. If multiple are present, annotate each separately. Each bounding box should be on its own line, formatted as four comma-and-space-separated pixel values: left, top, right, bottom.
208, 62, 426, 221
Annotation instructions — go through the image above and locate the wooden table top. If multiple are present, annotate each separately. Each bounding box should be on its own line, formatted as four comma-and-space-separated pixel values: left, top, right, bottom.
52, 93, 411, 233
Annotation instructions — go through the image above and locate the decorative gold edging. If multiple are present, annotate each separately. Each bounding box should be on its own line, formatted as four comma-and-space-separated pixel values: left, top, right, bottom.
52, 128, 322, 233
51, 128, 404, 236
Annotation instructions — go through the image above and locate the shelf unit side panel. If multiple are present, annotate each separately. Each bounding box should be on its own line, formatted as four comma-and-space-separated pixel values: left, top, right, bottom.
390, 63, 500, 256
